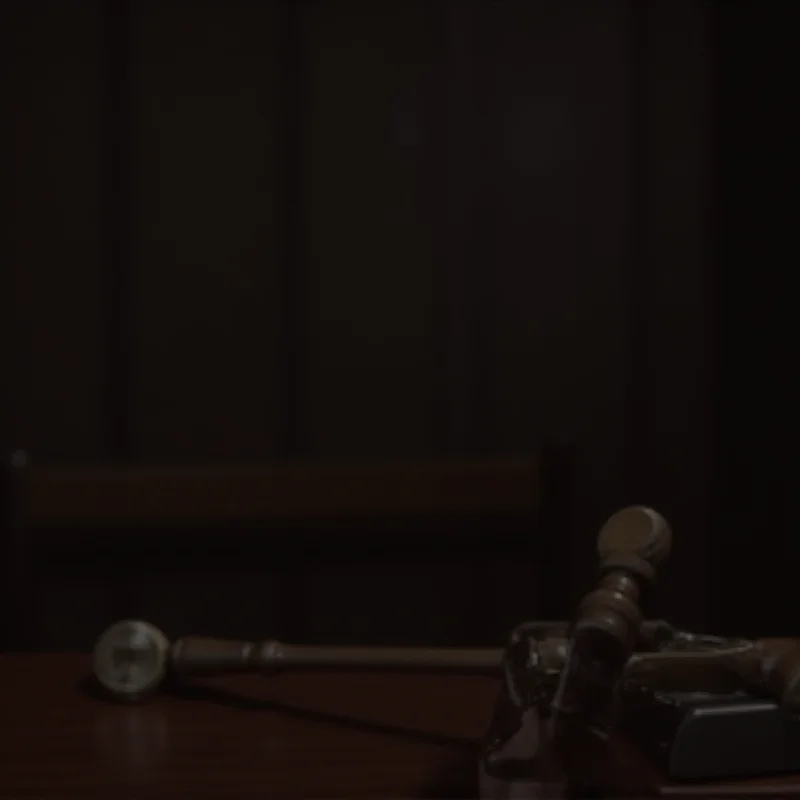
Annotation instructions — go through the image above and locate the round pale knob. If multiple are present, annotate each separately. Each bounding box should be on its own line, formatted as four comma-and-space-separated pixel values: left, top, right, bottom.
597, 505, 672, 567
92, 620, 170, 701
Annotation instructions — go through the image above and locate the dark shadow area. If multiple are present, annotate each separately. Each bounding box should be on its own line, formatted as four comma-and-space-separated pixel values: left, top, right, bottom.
77, 673, 480, 749
3, 0, 726, 648
1, 0, 794, 794
76, 672, 485, 795
36, 516, 536, 566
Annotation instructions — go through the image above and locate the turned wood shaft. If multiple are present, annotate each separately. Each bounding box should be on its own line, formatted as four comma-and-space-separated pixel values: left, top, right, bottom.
166, 619, 677, 679
168, 633, 800, 711
170, 636, 503, 677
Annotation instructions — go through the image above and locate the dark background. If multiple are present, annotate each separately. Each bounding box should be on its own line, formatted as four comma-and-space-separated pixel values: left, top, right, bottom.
2, 0, 791, 649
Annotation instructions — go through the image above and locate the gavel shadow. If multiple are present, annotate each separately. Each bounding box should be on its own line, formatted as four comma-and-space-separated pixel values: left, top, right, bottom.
76, 675, 481, 798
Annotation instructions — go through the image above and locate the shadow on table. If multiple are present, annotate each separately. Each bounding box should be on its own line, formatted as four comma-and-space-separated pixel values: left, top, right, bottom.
76, 675, 482, 797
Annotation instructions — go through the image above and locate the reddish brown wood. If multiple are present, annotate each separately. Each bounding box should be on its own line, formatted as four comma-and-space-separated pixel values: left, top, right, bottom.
23, 459, 539, 526
0, 654, 497, 798
3, 655, 800, 798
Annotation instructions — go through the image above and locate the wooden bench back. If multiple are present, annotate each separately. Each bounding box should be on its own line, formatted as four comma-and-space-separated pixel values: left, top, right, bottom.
2, 453, 570, 650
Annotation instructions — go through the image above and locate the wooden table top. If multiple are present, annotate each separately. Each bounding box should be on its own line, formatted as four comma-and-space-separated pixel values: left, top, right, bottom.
3, 654, 800, 799
0, 654, 497, 799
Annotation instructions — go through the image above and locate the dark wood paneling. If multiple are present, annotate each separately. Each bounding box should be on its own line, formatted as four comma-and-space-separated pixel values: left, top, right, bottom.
87, 0, 290, 647
16, 460, 539, 649
127, 0, 284, 462
435, 0, 494, 457
715, 1, 793, 638
4, 0, 721, 648
32, 573, 112, 651
104, 1, 134, 459
296, 2, 460, 646
275, 0, 308, 459
6, 1, 109, 461
300, 555, 488, 647
25, 460, 538, 525
2, 655, 495, 798
628, 0, 714, 629
299, 1, 441, 459
490, 0, 633, 611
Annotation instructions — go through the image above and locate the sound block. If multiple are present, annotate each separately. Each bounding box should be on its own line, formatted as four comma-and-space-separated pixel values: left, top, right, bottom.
622, 691, 800, 781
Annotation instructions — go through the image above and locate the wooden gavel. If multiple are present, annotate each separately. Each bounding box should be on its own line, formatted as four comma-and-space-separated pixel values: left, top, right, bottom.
92, 621, 504, 701
548, 505, 673, 730
91, 507, 800, 712
549, 509, 800, 715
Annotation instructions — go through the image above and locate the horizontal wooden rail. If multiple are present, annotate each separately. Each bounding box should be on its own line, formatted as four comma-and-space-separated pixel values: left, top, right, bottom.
22, 459, 539, 526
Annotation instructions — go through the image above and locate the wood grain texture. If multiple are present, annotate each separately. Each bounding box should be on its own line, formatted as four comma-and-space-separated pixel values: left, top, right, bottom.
3, 0, 720, 651
5, 1, 110, 461
625, 0, 715, 631
24, 459, 538, 525
2, 655, 798, 799
300, 1, 441, 458
489, 0, 633, 608
0, 654, 496, 798
127, 0, 284, 461
12, 458, 539, 650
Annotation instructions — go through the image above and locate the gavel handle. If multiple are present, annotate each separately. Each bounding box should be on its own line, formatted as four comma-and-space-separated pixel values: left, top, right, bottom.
170, 636, 503, 677
167, 634, 800, 710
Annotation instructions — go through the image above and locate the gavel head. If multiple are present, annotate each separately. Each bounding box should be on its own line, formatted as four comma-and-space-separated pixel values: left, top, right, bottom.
573, 507, 672, 671
596, 505, 672, 568
92, 620, 171, 702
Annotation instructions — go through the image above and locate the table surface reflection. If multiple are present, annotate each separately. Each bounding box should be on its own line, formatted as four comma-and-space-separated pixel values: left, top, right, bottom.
4, 654, 800, 799
0, 654, 496, 799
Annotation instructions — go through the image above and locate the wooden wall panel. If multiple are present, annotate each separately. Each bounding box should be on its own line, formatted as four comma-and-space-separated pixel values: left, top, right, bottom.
294, 1, 508, 647
5, 1, 110, 462
299, 1, 442, 459
301, 553, 483, 647
3, 0, 720, 648
492, 0, 632, 464
129, 563, 287, 643
628, 0, 714, 629
713, 1, 792, 638
436, 0, 494, 457
127, 0, 284, 462
32, 572, 111, 650
121, 0, 288, 647
490, 0, 633, 608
